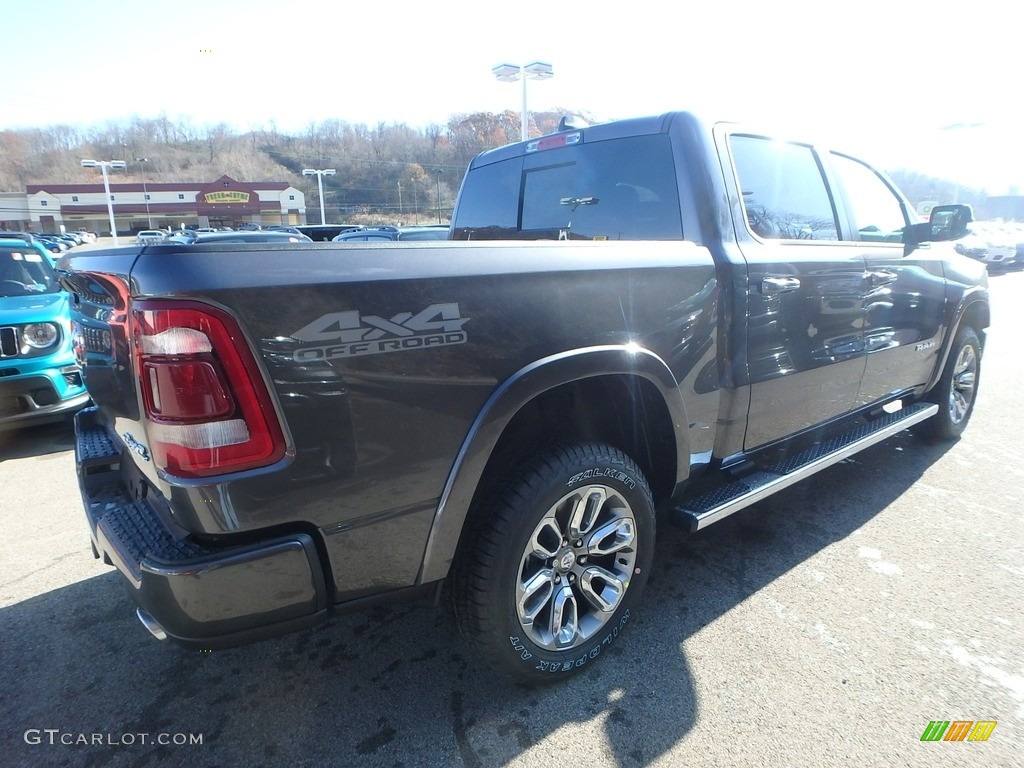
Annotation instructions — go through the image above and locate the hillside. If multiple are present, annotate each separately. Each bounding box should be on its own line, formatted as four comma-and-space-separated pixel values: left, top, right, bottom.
0, 111, 588, 223
0, 111, 986, 222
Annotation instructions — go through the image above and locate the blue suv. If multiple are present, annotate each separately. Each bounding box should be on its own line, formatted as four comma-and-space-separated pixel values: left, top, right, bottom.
0, 236, 89, 428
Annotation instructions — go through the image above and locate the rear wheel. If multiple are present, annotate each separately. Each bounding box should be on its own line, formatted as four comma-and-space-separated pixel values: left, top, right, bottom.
920, 325, 981, 441
451, 442, 655, 684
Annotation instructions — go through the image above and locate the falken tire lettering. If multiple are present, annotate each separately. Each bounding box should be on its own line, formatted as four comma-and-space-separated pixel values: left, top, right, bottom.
567, 468, 637, 490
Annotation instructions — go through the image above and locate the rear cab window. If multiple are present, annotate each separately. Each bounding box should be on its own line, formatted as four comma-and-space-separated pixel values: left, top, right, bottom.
453, 134, 683, 241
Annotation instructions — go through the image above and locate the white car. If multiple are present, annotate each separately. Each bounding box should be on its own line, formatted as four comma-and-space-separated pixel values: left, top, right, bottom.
954, 222, 1016, 267
995, 223, 1024, 269
134, 230, 167, 245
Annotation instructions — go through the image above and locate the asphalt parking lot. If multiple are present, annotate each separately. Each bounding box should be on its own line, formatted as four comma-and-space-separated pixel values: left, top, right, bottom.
1, 270, 1021, 768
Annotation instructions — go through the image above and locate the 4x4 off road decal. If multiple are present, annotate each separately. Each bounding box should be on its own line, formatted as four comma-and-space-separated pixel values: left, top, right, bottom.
291, 303, 469, 361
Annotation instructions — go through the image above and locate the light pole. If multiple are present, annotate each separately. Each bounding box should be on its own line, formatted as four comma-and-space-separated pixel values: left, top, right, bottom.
81, 159, 127, 246
302, 168, 336, 225
492, 61, 554, 141
435, 172, 442, 224
136, 157, 153, 229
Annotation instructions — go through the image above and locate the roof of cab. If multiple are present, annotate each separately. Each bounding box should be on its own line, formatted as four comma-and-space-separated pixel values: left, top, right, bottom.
467, 112, 706, 169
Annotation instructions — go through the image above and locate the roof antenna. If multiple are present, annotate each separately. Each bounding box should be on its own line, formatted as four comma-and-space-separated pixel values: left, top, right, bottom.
557, 116, 589, 132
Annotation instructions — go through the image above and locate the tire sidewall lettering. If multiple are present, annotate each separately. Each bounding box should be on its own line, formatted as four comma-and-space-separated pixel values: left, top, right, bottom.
456, 443, 654, 684
509, 470, 645, 674
529, 608, 632, 672
566, 467, 637, 490
508, 636, 533, 661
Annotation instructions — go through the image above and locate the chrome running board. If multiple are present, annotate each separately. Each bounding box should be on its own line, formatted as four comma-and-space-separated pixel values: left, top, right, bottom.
671, 402, 938, 532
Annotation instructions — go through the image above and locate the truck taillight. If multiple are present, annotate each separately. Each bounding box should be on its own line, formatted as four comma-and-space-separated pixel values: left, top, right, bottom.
132, 300, 286, 478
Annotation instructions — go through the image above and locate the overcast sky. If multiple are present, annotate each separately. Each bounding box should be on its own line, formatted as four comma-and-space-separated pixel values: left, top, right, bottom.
1, 0, 1017, 193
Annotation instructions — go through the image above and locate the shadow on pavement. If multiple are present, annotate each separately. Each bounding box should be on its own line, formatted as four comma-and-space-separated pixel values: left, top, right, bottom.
0, 428, 955, 767
0, 417, 76, 462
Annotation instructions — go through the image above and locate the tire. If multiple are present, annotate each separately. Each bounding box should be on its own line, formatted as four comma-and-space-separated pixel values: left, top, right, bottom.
451, 442, 655, 684
920, 325, 982, 441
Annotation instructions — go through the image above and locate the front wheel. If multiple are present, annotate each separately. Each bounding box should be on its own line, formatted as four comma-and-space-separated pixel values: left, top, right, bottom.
451, 442, 655, 684
920, 325, 982, 441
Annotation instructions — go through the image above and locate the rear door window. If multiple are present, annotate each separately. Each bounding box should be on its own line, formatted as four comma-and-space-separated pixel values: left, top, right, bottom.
730, 135, 839, 241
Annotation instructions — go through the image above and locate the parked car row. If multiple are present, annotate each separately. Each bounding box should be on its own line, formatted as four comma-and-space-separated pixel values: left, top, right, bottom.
130, 223, 451, 245
8, 230, 97, 257
331, 225, 450, 242
268, 224, 451, 241
135, 229, 315, 245
272, 224, 363, 241
185, 231, 313, 244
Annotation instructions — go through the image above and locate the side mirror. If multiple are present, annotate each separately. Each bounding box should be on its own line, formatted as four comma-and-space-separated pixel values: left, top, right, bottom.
903, 203, 973, 255
928, 204, 973, 241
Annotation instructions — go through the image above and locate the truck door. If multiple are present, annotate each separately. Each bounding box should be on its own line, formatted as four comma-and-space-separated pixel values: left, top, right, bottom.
726, 134, 867, 451
826, 152, 947, 407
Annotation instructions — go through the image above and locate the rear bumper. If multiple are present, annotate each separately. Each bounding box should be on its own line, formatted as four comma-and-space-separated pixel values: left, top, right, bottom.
75, 408, 328, 648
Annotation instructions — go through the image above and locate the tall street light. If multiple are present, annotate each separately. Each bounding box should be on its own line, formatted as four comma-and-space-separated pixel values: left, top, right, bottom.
492, 61, 554, 141
81, 159, 127, 246
302, 168, 336, 225
136, 157, 153, 229
435, 171, 442, 224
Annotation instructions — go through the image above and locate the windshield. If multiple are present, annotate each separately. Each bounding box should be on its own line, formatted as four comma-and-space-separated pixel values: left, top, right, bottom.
0, 246, 61, 296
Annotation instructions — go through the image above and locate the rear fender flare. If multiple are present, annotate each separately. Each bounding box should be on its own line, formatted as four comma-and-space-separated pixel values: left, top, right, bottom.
418, 345, 688, 583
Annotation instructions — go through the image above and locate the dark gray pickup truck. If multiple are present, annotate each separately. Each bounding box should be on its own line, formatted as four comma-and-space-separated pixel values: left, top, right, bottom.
62, 112, 988, 683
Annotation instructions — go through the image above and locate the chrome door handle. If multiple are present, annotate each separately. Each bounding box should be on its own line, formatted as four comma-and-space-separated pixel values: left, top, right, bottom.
761, 276, 801, 296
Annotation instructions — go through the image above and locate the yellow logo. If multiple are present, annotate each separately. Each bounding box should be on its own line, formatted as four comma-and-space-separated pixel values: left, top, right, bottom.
204, 191, 249, 204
